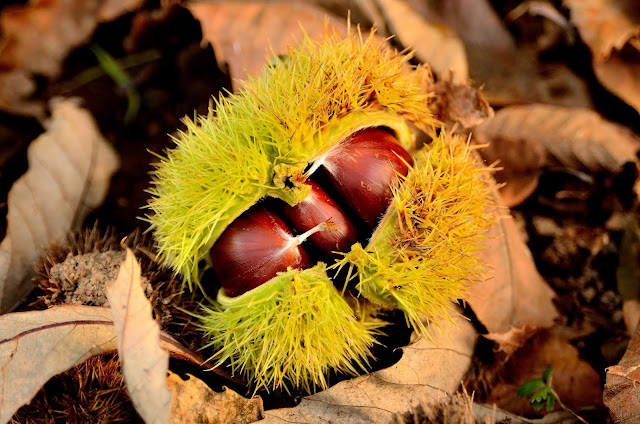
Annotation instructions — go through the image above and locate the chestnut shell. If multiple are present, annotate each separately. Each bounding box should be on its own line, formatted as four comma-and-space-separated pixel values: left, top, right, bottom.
210, 207, 312, 297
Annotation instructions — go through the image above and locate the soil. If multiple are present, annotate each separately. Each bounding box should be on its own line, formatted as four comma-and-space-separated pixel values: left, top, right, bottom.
48, 250, 126, 306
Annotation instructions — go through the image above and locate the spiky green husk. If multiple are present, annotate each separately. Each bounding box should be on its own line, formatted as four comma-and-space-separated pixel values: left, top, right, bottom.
199, 264, 380, 393
336, 132, 496, 334
146, 29, 436, 289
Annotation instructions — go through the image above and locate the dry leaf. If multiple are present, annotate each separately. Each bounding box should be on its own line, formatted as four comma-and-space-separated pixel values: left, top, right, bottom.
592, 54, 640, 115
478, 104, 640, 171
405, 0, 592, 108
474, 104, 640, 206
0, 100, 119, 313
167, 373, 263, 424
565, 0, 640, 113
484, 329, 602, 415
484, 325, 539, 363
474, 128, 547, 207
0, 305, 118, 424
406, 0, 516, 52
106, 248, 171, 424
605, 318, 640, 422
623, 299, 640, 335
98, 0, 146, 22
474, 403, 581, 423
260, 311, 476, 423
374, 0, 469, 83
0, 305, 200, 424
0, 0, 145, 115
468, 197, 559, 332
563, 0, 638, 60
0, 0, 100, 77
187, 2, 347, 90
0, 69, 43, 117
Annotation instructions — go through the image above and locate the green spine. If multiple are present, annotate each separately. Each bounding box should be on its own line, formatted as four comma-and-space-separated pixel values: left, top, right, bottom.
199, 264, 381, 393
146, 31, 435, 289
337, 132, 496, 334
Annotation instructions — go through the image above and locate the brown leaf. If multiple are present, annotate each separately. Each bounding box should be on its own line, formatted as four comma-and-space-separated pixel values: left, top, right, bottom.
565, 0, 638, 61
0, 0, 100, 77
374, 0, 469, 83
484, 325, 539, 363
485, 329, 603, 414
0, 305, 200, 424
474, 128, 547, 207
565, 0, 640, 113
187, 2, 347, 90
407, 0, 516, 52
0, 305, 117, 424
0, 100, 119, 313
623, 299, 640, 335
106, 248, 171, 424
406, 0, 593, 108
593, 53, 640, 115
260, 311, 476, 423
0, 0, 145, 116
605, 319, 640, 422
167, 373, 263, 424
98, 0, 146, 22
474, 104, 640, 206
0, 70, 43, 117
468, 195, 559, 332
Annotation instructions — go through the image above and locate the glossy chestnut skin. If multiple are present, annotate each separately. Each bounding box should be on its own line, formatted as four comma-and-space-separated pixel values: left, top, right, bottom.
210, 207, 312, 297
321, 128, 412, 227
282, 181, 358, 258
211, 127, 412, 297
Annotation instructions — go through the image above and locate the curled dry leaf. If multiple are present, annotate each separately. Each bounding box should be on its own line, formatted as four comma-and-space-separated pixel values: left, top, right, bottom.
604, 320, 640, 423
468, 191, 558, 332
260, 311, 476, 424
0, 305, 200, 424
484, 325, 540, 363
187, 2, 347, 90
605, 317, 640, 422
0, 305, 118, 424
374, 0, 469, 83
0, 100, 119, 313
565, 0, 640, 113
474, 104, 640, 206
167, 372, 263, 424
106, 248, 171, 424
0, 0, 145, 116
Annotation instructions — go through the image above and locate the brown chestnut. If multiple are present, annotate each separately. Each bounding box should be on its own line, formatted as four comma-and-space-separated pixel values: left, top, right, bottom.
282, 181, 358, 258
319, 128, 412, 227
210, 207, 313, 297
211, 127, 412, 297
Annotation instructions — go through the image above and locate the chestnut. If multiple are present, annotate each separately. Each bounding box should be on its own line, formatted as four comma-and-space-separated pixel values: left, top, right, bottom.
282, 181, 358, 258
210, 128, 412, 297
210, 207, 312, 297
318, 128, 413, 227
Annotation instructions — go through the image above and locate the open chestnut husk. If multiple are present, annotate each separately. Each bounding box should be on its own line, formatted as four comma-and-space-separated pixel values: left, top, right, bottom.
147, 30, 496, 393
211, 129, 412, 296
